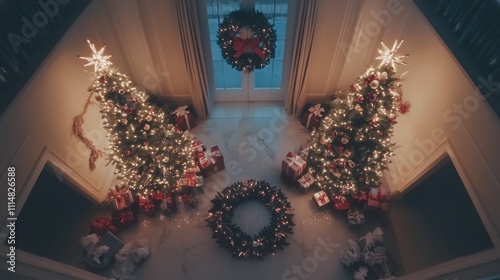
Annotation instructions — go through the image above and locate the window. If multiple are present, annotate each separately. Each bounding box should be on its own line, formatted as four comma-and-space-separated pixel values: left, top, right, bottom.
205, 0, 294, 101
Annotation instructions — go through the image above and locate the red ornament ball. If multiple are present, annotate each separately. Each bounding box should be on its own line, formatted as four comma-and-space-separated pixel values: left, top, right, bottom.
359, 177, 364, 182
99, 76, 106, 84
332, 130, 339, 137
124, 149, 132, 156
357, 96, 364, 104
370, 120, 377, 126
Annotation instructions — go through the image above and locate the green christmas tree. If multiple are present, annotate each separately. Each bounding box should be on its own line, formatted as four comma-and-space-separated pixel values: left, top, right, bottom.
79, 40, 193, 195
306, 41, 410, 196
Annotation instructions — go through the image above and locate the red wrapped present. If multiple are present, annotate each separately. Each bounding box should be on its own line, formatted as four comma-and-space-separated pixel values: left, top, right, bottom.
198, 146, 225, 177
301, 104, 325, 130
368, 187, 391, 202
297, 172, 315, 193
333, 195, 351, 211
90, 217, 116, 236
160, 192, 178, 214
171, 105, 195, 131
111, 207, 137, 232
365, 197, 382, 211
137, 195, 155, 217
351, 192, 368, 208
281, 151, 307, 184
313, 191, 330, 209
298, 143, 309, 160
108, 185, 134, 210
181, 191, 198, 209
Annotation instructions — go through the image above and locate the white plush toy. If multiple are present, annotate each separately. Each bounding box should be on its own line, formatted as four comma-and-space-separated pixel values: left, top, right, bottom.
133, 238, 150, 264
91, 245, 109, 264
354, 266, 368, 280
116, 238, 150, 264
80, 233, 99, 252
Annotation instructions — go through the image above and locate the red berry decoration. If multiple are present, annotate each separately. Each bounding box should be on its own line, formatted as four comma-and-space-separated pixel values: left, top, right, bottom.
398, 101, 411, 114
338, 146, 345, 152
124, 149, 132, 156
332, 130, 339, 137
359, 177, 364, 182
358, 96, 364, 104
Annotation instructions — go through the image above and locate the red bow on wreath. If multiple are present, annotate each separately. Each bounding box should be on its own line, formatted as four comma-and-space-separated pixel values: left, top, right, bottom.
233, 27, 264, 58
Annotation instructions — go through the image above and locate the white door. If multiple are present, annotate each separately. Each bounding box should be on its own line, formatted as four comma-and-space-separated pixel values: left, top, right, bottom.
205, 0, 295, 102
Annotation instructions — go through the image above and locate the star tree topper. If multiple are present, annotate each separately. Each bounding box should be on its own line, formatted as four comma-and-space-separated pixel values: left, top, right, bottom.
375, 40, 409, 71
79, 39, 112, 73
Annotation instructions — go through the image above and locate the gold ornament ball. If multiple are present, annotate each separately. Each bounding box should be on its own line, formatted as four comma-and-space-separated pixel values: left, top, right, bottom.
320, 137, 327, 145
341, 137, 349, 144
354, 104, 363, 112
95, 94, 104, 102
379, 71, 388, 83
143, 124, 150, 131
163, 157, 169, 162
370, 80, 380, 89
146, 115, 153, 122
121, 118, 128, 124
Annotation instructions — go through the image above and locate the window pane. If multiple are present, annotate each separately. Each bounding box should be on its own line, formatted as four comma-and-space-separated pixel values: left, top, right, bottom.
254, 0, 287, 89
207, 0, 241, 90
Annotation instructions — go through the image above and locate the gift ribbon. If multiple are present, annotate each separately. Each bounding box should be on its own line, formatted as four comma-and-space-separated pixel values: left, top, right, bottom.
119, 210, 134, 223
91, 217, 116, 234
306, 104, 325, 129
172, 105, 191, 130
317, 192, 328, 204
201, 148, 221, 166
286, 152, 306, 168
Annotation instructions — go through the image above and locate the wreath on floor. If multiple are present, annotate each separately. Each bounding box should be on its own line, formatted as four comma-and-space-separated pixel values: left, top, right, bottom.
206, 179, 295, 260
217, 9, 277, 73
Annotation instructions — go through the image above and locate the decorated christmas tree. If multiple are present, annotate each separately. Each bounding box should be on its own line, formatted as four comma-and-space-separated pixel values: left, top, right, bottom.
77, 40, 193, 195
306, 41, 410, 196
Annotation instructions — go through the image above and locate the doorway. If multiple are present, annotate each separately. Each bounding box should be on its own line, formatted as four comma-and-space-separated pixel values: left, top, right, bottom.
205, 0, 295, 102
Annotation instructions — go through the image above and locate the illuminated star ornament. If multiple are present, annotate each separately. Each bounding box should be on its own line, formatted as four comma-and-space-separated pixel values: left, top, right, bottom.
375, 40, 409, 71
79, 39, 112, 73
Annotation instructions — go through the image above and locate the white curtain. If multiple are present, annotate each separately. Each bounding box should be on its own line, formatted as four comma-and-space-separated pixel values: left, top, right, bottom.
285, 0, 319, 116
175, 0, 213, 117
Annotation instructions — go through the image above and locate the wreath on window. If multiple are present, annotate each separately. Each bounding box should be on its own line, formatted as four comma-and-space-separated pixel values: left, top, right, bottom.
205, 179, 295, 260
217, 9, 277, 73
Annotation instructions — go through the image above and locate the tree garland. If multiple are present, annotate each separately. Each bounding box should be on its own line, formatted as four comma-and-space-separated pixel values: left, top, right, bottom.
217, 9, 277, 73
206, 180, 295, 260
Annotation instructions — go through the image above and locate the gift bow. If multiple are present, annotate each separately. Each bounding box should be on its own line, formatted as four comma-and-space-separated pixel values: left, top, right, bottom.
202, 149, 221, 165
286, 152, 305, 167
308, 104, 325, 117
108, 185, 129, 200
233, 36, 264, 58
119, 210, 133, 223
317, 192, 328, 204
233, 27, 264, 58
91, 217, 116, 233
172, 106, 189, 117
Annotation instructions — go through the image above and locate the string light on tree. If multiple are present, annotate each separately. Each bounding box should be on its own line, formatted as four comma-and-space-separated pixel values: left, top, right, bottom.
76, 40, 193, 194
306, 41, 411, 197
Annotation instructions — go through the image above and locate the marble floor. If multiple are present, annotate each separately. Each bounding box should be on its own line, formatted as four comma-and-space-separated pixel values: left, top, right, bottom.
88, 101, 401, 280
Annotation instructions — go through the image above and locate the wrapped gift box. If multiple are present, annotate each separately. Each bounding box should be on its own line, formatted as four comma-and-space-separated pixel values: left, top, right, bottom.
90, 217, 117, 236
111, 207, 137, 232
137, 195, 155, 217
366, 187, 391, 212
351, 192, 368, 208
198, 146, 225, 177
298, 143, 309, 160
369, 187, 391, 202
171, 105, 195, 131
181, 191, 198, 209
347, 209, 365, 226
281, 151, 307, 184
313, 190, 330, 209
301, 104, 325, 130
160, 192, 178, 214
150, 190, 165, 211
332, 195, 351, 211
108, 185, 134, 211
297, 172, 315, 193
